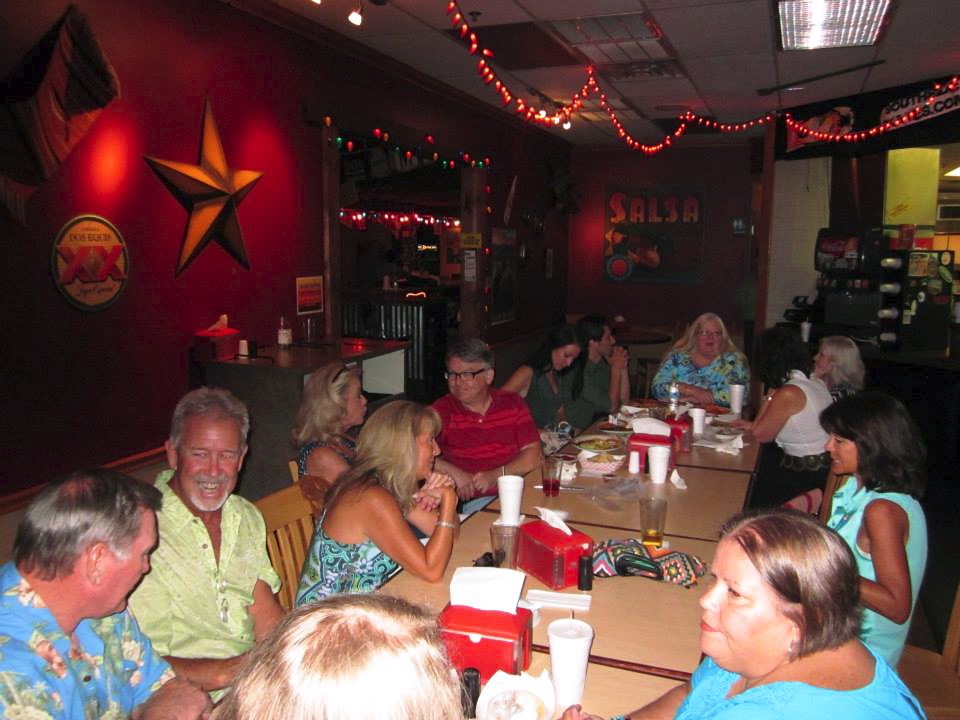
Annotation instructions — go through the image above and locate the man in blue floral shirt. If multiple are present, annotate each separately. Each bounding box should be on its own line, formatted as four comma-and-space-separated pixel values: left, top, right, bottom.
0, 469, 209, 719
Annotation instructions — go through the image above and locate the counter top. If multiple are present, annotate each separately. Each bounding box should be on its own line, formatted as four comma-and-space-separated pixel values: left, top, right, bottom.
204, 338, 407, 372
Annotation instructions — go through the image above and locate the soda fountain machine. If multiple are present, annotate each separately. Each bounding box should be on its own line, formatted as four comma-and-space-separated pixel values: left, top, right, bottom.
806, 228, 954, 351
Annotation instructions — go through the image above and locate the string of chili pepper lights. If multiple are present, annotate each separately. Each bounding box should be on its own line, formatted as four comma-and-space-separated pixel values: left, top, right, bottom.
446, 0, 958, 156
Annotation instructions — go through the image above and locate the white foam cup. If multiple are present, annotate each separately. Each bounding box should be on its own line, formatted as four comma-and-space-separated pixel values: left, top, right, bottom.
689, 407, 706, 436
497, 475, 524, 526
728, 384, 745, 415
548, 618, 594, 711
647, 446, 671, 485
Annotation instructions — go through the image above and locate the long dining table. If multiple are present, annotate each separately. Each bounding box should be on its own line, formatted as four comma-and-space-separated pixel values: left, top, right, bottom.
378, 419, 756, 718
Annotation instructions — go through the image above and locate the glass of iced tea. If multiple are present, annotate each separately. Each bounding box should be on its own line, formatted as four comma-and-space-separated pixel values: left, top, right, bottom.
639, 496, 668, 547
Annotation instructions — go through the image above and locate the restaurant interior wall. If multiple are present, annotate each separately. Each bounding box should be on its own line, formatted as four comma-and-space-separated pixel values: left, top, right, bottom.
765, 157, 831, 327
566, 144, 754, 336
0, 0, 569, 494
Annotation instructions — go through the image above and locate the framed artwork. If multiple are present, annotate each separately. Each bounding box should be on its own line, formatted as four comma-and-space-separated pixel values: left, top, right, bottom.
490, 227, 517, 325
296, 275, 324, 315
603, 187, 704, 283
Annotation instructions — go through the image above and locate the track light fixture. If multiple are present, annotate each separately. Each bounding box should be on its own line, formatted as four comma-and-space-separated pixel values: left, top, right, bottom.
348, 2, 363, 25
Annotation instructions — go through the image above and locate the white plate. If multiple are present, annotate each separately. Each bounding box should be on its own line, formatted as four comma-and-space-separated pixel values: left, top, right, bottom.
572, 434, 624, 453
476, 670, 555, 720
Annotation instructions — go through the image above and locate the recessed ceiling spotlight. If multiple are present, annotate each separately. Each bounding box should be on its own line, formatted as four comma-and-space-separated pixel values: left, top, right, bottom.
348, 2, 363, 25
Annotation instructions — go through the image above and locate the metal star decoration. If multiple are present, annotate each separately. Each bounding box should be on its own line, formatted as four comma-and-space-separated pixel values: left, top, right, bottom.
145, 99, 263, 276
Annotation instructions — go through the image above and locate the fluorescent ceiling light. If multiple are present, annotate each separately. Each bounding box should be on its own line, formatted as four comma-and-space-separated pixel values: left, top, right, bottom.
779, 0, 892, 50
945, 166, 960, 178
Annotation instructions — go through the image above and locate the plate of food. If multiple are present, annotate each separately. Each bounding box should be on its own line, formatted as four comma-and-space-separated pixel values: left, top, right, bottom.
597, 420, 632, 435
476, 670, 554, 720
573, 434, 623, 453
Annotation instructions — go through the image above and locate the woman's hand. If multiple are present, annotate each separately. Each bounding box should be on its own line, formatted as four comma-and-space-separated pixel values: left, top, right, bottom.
678, 382, 713, 406
559, 705, 605, 720
415, 472, 455, 511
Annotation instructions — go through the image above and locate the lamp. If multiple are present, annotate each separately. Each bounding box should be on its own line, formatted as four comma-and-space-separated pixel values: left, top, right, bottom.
348, 2, 363, 26
778, 0, 892, 50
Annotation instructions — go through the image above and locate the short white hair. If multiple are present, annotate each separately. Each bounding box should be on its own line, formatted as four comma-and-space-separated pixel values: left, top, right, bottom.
818, 336, 864, 390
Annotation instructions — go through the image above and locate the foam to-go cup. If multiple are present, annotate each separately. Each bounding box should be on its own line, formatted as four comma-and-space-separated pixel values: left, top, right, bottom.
547, 618, 594, 711
497, 475, 524, 526
728, 384, 745, 415
647, 446, 671, 485
689, 407, 706, 436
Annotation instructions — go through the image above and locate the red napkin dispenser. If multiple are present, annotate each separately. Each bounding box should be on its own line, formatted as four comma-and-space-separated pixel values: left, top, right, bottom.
437, 604, 532, 682
627, 433, 675, 472
517, 520, 594, 590
192, 328, 239, 361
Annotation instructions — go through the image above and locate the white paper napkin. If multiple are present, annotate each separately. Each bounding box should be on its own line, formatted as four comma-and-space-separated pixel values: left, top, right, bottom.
670, 468, 688, 490
449, 566, 526, 614
630, 417, 671, 435
535, 506, 573, 536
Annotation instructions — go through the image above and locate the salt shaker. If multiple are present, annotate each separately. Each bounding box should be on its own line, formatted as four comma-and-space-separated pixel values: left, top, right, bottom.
628, 450, 641, 475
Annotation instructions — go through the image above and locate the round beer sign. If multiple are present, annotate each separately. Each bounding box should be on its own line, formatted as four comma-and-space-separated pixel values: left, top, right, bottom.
51, 215, 129, 311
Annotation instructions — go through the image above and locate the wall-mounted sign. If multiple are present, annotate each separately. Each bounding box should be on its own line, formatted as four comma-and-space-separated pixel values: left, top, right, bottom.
461, 232, 483, 249
51, 215, 128, 311
296, 275, 324, 315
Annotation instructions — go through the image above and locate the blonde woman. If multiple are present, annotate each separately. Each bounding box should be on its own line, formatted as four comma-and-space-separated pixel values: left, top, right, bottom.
651, 313, 749, 407
214, 594, 464, 720
293, 362, 367, 480
295, 401, 458, 606
813, 336, 865, 401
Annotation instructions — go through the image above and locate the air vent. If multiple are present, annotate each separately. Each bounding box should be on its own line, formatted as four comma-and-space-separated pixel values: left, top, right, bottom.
600, 60, 685, 80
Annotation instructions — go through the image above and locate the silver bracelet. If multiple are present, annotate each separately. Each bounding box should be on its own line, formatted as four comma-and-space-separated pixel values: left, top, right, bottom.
436, 520, 457, 529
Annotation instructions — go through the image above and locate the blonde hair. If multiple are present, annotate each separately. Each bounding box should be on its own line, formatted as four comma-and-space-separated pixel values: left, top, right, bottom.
817, 336, 865, 390
672, 312, 741, 356
214, 594, 464, 720
324, 401, 441, 515
293, 363, 360, 447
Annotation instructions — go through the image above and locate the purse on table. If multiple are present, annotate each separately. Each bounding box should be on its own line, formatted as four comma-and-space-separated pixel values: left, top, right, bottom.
591, 538, 707, 588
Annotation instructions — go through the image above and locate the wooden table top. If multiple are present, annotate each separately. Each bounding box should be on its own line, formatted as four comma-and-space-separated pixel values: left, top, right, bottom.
380, 514, 717, 677
678, 440, 760, 475
493, 464, 748, 543
527, 651, 683, 719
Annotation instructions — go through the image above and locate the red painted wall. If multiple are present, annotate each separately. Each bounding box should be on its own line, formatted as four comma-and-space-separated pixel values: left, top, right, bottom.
0, 0, 568, 491
567, 144, 754, 332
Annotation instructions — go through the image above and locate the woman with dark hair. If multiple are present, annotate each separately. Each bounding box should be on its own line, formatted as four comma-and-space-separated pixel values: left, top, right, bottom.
562, 510, 924, 720
738, 325, 833, 509
502, 324, 582, 428
820, 392, 927, 667
562, 316, 630, 429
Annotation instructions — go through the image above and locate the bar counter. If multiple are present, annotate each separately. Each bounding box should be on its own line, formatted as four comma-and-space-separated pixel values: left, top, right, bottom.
198, 338, 407, 501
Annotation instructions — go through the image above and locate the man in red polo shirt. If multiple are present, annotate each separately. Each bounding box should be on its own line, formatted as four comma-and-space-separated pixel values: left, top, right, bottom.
432, 338, 542, 500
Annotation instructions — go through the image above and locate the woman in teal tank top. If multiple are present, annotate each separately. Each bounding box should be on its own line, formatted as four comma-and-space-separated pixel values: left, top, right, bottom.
820, 392, 928, 667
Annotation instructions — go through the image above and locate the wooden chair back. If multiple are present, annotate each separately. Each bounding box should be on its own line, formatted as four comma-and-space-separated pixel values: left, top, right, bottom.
254, 483, 315, 612
288, 459, 332, 520
898, 580, 960, 718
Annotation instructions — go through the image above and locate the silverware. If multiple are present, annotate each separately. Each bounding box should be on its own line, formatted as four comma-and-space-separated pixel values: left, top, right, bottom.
532, 485, 586, 492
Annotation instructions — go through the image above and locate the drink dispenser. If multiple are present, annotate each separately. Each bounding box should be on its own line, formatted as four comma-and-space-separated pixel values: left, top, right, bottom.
810, 228, 953, 352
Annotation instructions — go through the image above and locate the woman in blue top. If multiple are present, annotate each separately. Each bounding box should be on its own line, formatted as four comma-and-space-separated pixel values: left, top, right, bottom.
820, 392, 928, 667
293, 362, 368, 513
561, 510, 924, 720
651, 313, 749, 407
296, 401, 459, 606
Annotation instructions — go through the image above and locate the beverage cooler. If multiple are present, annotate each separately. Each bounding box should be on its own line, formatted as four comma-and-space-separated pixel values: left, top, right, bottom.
809, 228, 954, 351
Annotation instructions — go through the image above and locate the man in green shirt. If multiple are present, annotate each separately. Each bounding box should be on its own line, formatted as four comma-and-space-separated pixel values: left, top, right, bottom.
564, 316, 631, 430
129, 387, 283, 695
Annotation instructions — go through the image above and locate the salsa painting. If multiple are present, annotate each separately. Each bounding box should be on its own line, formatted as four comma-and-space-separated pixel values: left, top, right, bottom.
603, 187, 704, 283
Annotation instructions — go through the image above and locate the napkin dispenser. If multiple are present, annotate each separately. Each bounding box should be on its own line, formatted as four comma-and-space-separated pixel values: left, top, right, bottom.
192, 327, 239, 361
517, 520, 594, 590
627, 433, 675, 472
437, 604, 533, 682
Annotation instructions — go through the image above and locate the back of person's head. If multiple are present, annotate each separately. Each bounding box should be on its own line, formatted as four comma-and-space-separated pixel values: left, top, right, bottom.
575, 315, 607, 346
215, 594, 464, 720
753, 325, 811, 388
15, 469, 162, 581
818, 336, 865, 390
326, 401, 441, 513
293, 363, 361, 447
170, 386, 250, 450
820, 391, 926, 497
526, 324, 580, 372
674, 312, 739, 355
445, 338, 494, 369
720, 509, 861, 658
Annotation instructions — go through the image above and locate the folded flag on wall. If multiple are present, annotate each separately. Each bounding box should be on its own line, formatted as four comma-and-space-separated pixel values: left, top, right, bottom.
0, 5, 120, 224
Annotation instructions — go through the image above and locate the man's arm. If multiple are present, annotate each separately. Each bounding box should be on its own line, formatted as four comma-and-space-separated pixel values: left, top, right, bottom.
471, 442, 543, 494
132, 676, 211, 720
434, 457, 477, 500
248, 579, 284, 642
161, 654, 248, 693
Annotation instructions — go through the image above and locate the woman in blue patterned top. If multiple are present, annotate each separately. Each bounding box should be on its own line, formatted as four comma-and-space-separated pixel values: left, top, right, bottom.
820, 392, 927, 666
296, 401, 459, 606
651, 313, 749, 407
293, 363, 368, 513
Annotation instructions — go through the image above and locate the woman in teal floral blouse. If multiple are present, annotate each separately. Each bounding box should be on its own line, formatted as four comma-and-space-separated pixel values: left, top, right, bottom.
652, 313, 749, 407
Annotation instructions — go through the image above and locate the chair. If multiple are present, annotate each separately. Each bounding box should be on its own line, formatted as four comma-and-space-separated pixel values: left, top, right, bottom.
255, 482, 315, 612
817, 470, 843, 522
288, 459, 333, 520
898, 582, 960, 719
